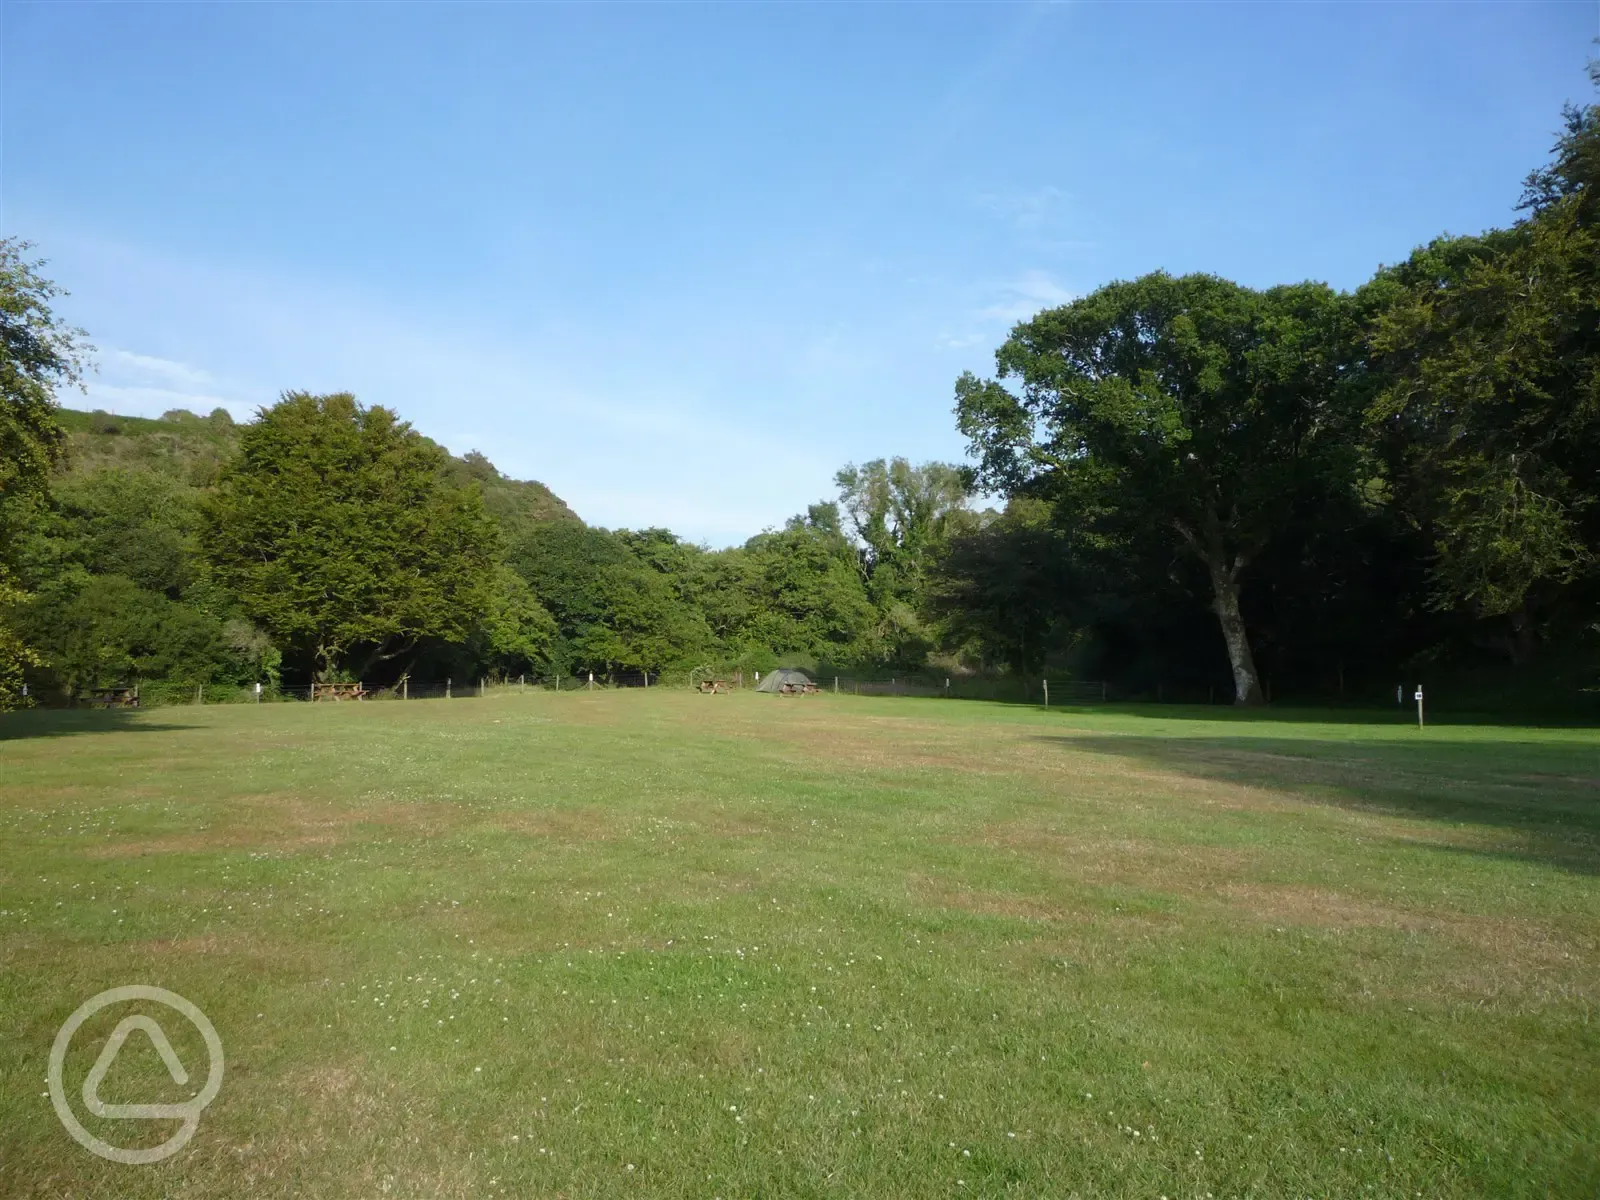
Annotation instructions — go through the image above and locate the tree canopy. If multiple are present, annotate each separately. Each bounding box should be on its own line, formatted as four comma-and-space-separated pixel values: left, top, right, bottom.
956, 273, 1362, 703
201, 392, 500, 679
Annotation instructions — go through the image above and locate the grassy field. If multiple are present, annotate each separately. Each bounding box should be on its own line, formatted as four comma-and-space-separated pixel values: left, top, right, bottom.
0, 691, 1596, 1198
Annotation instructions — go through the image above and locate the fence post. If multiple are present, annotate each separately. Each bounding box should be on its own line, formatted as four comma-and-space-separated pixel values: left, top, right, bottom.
1043, 679, 1049, 709
403, 678, 408, 701
520, 674, 525, 691
446, 677, 452, 700
834, 676, 838, 693
254, 682, 262, 704
945, 677, 951, 698
196, 683, 203, 706
588, 672, 594, 690
644, 671, 649, 688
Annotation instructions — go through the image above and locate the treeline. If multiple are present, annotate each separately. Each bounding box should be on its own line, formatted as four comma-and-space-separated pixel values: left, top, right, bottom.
1, 388, 977, 700
1, 76, 1596, 710
952, 75, 1599, 708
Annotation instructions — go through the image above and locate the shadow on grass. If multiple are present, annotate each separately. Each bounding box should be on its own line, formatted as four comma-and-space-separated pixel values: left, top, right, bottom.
0, 708, 195, 742
1039, 700, 1600, 729
1033, 731, 1600, 876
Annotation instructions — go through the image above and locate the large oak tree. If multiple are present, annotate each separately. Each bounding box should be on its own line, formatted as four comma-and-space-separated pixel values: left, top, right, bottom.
956, 272, 1361, 704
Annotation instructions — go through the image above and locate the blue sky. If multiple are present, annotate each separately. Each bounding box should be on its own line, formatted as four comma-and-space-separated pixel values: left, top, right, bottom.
3, 2, 1593, 545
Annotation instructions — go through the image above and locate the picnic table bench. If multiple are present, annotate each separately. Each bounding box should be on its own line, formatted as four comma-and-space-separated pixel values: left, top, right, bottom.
87, 687, 140, 709
312, 681, 368, 701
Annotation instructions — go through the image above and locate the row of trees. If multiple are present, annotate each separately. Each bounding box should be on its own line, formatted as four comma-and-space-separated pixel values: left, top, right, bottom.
953, 73, 1600, 705
1, 73, 1595, 708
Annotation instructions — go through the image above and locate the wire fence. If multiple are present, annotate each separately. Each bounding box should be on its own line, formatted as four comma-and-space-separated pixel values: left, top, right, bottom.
816, 674, 1110, 705
62, 671, 1115, 708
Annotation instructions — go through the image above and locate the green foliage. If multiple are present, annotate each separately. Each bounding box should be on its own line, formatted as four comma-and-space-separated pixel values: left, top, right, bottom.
443, 448, 581, 540
20, 573, 246, 696
28, 468, 202, 597
928, 498, 1075, 674
1364, 104, 1599, 638
56, 405, 242, 486
473, 566, 559, 674
957, 272, 1363, 702
0, 241, 89, 710
201, 392, 500, 677
0, 571, 42, 708
735, 524, 879, 664
0, 240, 88, 523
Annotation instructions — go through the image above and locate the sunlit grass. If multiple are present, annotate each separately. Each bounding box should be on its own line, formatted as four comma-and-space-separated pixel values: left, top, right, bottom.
1, 691, 1596, 1197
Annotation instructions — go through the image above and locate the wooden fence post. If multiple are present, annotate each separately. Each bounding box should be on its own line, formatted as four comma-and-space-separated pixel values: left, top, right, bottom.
403, 678, 408, 701
1043, 679, 1049, 709
446, 677, 452, 700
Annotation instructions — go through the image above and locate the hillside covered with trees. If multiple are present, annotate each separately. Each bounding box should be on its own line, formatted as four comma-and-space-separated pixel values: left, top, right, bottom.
2, 74, 1597, 711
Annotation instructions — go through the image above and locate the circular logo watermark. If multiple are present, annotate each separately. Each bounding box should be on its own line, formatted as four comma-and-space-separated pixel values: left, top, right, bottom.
48, 985, 224, 1165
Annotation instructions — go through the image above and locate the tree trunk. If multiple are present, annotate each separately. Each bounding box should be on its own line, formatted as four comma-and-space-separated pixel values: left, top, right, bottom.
1207, 561, 1264, 705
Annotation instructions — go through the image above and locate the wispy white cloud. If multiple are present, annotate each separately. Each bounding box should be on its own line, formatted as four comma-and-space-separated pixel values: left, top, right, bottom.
106, 349, 214, 389
976, 269, 1075, 324
86, 345, 259, 420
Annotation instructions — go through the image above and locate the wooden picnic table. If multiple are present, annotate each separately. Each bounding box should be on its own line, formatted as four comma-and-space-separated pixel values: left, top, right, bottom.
312, 681, 368, 701
87, 687, 140, 709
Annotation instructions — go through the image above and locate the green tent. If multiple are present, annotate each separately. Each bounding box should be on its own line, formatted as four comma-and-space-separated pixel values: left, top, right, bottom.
754, 668, 815, 694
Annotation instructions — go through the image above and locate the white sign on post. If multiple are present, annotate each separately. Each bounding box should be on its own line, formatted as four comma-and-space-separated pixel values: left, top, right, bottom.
1414, 685, 1425, 729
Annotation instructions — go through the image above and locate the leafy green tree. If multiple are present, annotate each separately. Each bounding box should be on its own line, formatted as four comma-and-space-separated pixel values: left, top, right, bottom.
957, 272, 1362, 704
202, 392, 499, 679
472, 566, 558, 675
1, 239, 88, 526
834, 459, 971, 591
0, 574, 41, 707
927, 498, 1076, 675
22, 573, 245, 697
25, 469, 202, 598
0, 240, 91, 708
736, 523, 878, 664
507, 522, 713, 675
1362, 77, 1599, 662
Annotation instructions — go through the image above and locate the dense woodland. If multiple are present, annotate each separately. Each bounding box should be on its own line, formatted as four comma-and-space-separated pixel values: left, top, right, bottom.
2, 76, 1597, 711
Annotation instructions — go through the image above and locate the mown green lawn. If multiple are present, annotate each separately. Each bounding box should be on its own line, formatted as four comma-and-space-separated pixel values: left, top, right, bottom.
1, 691, 1596, 1198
